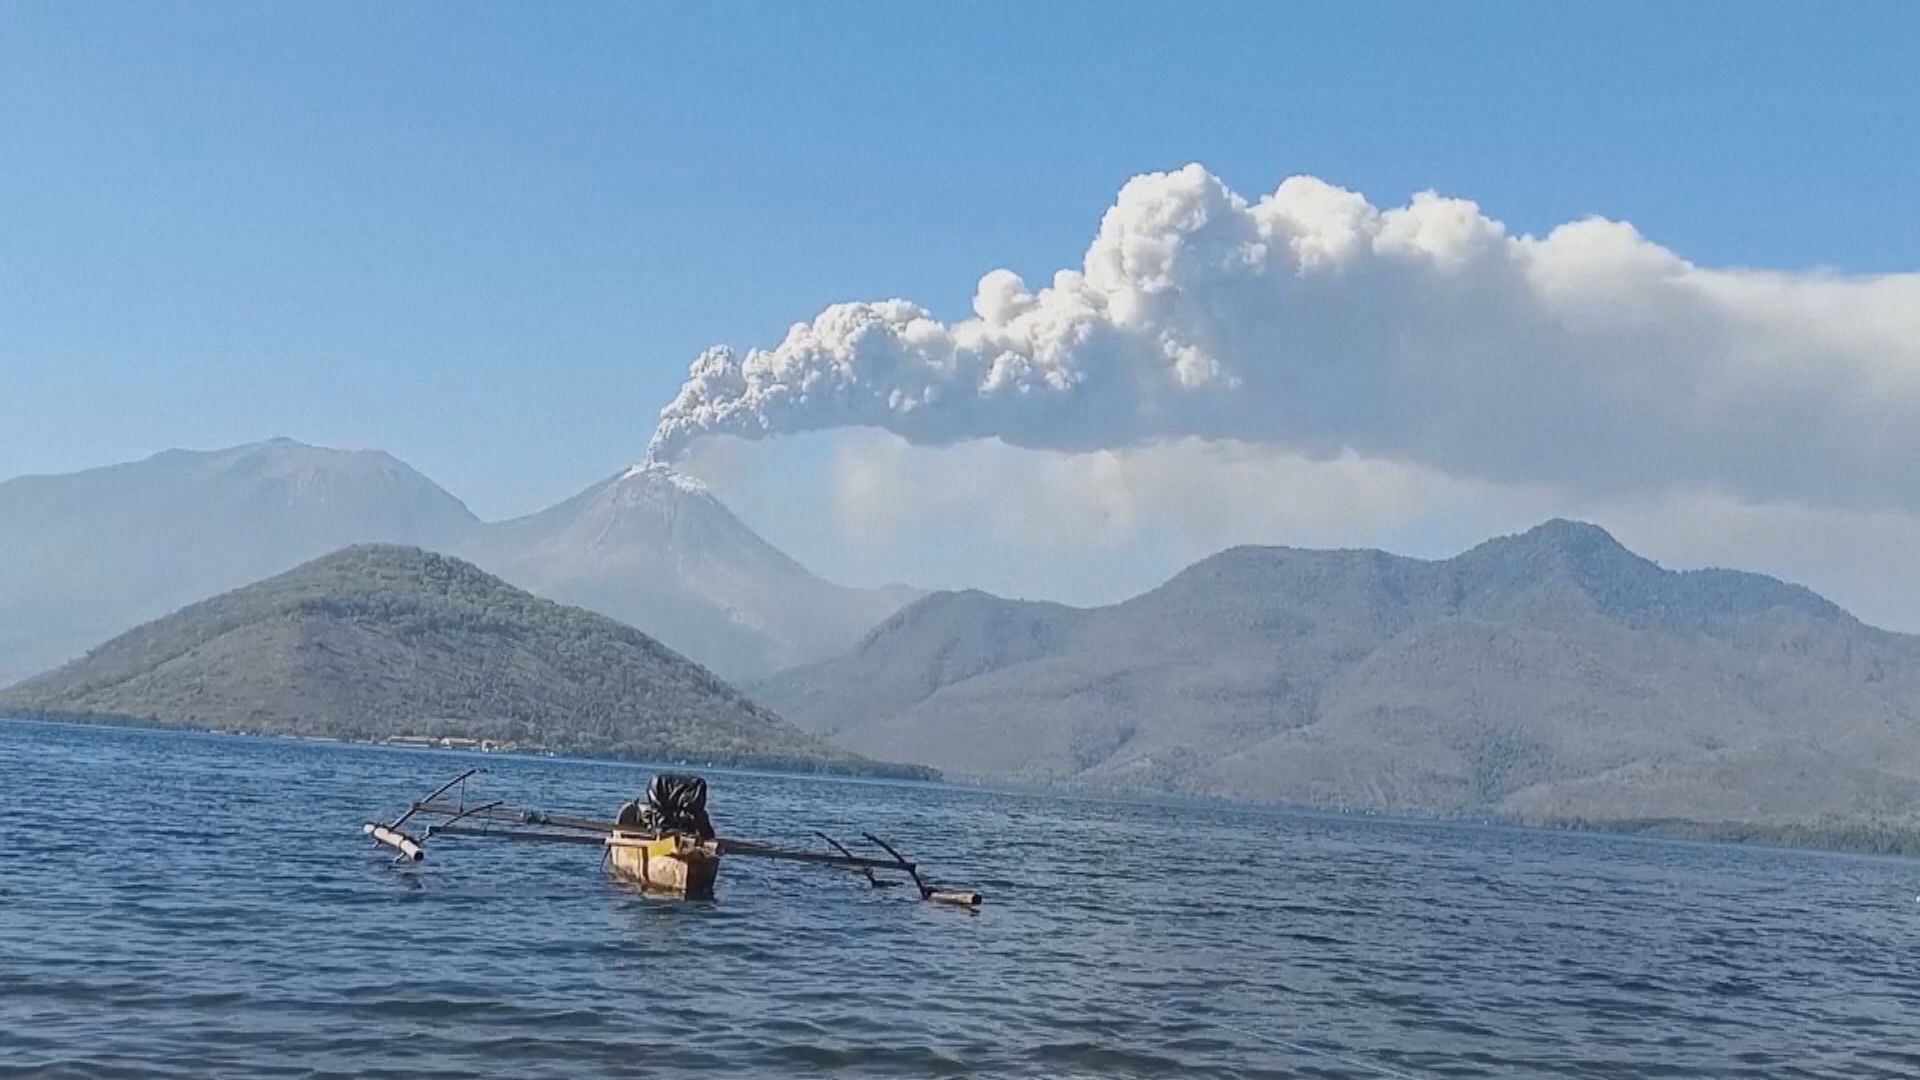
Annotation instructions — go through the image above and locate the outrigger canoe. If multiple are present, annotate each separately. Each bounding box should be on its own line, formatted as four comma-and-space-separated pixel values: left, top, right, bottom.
362, 768, 981, 907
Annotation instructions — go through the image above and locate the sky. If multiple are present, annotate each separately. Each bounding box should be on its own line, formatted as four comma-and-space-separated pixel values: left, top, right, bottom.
4, 3, 1919, 627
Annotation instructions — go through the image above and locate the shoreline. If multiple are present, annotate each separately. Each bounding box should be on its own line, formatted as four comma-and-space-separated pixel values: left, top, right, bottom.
0, 710, 940, 783
9, 713, 1916, 860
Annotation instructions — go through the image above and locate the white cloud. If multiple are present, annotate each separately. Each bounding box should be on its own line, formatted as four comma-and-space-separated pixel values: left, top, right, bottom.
651, 163, 1920, 520
796, 433, 1920, 632
655, 164, 1920, 631
826, 434, 1490, 551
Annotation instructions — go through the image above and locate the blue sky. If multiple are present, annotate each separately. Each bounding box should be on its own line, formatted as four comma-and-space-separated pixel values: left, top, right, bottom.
4, 3, 1919, 621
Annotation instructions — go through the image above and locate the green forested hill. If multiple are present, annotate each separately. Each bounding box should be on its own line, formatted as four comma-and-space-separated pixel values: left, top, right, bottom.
0, 545, 924, 777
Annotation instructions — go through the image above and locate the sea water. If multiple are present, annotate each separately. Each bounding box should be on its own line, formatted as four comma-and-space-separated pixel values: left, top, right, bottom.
2, 719, 1916, 1078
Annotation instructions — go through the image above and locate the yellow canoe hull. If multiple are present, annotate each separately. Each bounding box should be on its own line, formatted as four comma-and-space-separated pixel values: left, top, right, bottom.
606, 832, 721, 898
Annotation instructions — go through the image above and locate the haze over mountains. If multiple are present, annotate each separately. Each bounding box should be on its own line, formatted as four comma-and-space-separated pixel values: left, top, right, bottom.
465, 463, 917, 680
10, 438, 1920, 837
0, 545, 906, 774
0, 439, 914, 685
759, 521, 1920, 827
0, 439, 479, 684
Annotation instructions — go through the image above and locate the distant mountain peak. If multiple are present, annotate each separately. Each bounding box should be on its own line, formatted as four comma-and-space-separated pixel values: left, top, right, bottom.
135, 437, 431, 490
0, 438, 484, 685
1463, 518, 1648, 574
463, 462, 920, 678
585, 466, 743, 530
0, 440, 920, 688
618, 461, 712, 496
1503, 517, 1627, 553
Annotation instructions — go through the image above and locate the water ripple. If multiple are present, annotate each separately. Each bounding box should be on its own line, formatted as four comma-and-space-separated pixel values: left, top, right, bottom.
3, 719, 1918, 1078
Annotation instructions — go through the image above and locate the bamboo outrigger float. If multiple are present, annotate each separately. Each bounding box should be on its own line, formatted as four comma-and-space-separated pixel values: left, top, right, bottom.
362, 768, 982, 907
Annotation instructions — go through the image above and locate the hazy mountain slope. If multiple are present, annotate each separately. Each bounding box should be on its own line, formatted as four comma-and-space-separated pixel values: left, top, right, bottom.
0, 444, 916, 687
0, 545, 914, 774
754, 589, 1083, 738
460, 464, 918, 679
0, 439, 479, 684
757, 521, 1920, 825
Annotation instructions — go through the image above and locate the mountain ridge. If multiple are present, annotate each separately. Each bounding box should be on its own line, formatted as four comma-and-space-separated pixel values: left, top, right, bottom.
756, 520, 1920, 826
0, 440, 916, 684
0, 438, 482, 684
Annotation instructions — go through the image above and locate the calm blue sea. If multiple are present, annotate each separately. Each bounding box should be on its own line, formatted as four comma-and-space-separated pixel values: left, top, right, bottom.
2, 719, 1917, 1078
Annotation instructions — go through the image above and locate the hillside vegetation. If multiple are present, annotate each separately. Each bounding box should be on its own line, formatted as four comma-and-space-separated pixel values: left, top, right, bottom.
759, 521, 1920, 825
0, 545, 928, 777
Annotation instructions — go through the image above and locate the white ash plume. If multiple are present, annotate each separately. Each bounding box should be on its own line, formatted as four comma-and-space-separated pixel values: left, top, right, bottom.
648, 164, 1920, 514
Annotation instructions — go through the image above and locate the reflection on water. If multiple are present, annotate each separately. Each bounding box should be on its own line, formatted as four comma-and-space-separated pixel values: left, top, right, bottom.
2, 719, 1917, 1078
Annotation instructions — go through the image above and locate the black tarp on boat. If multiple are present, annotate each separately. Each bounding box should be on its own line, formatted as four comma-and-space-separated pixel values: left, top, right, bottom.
616, 773, 715, 839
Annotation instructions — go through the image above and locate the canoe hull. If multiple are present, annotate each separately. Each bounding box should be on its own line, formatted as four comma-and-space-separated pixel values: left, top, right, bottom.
607, 832, 721, 898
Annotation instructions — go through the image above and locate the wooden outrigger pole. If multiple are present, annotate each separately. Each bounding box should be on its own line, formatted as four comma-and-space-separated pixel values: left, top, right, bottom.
362, 770, 982, 907
362, 766, 482, 862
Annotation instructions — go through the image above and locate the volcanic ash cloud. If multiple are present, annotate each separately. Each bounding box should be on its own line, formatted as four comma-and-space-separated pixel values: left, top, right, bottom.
648, 163, 1920, 515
